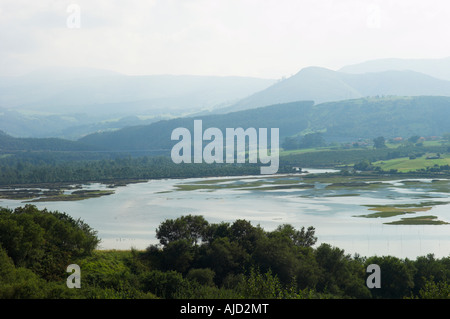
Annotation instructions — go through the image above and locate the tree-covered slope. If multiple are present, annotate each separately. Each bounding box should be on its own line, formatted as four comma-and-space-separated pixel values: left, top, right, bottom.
78, 101, 315, 152
311, 96, 450, 141
78, 96, 450, 152
0, 130, 99, 152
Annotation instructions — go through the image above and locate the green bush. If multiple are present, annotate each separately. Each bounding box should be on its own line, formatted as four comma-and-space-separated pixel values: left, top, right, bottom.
0, 205, 99, 280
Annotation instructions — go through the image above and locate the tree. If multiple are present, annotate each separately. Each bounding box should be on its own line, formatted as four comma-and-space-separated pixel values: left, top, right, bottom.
274, 224, 317, 248
160, 240, 194, 274
238, 267, 285, 299
314, 244, 370, 298
299, 133, 325, 149
373, 136, 387, 149
139, 270, 188, 299
200, 237, 249, 284
354, 160, 373, 171
0, 205, 99, 280
408, 135, 420, 144
416, 280, 450, 299
411, 254, 449, 296
282, 137, 299, 150
156, 215, 209, 247
229, 219, 264, 253
0, 246, 47, 298
186, 268, 216, 287
365, 256, 415, 299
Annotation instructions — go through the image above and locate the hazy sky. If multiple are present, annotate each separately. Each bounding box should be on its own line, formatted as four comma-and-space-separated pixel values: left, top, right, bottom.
1, 0, 450, 79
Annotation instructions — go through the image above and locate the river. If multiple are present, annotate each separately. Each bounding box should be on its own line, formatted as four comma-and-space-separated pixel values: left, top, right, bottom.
0, 168, 449, 259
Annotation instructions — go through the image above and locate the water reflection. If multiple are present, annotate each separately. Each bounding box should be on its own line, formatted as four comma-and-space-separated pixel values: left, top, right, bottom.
0, 169, 449, 259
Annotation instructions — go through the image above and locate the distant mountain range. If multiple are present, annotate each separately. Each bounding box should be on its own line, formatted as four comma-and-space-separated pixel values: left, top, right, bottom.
0, 68, 276, 138
0, 67, 276, 114
1, 56, 450, 141
339, 56, 450, 81
2, 96, 449, 156
218, 64, 450, 113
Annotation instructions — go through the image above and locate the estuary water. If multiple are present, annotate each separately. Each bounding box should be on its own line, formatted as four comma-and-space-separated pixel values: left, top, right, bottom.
1, 169, 449, 259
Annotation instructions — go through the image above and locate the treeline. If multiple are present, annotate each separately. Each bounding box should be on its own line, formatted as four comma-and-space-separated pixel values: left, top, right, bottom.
0, 130, 98, 152
0, 156, 265, 186
1, 206, 450, 299
282, 132, 326, 150
0, 142, 448, 186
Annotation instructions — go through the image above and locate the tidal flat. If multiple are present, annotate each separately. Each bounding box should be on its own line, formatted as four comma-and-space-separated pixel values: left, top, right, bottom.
0, 184, 114, 202
0, 170, 449, 258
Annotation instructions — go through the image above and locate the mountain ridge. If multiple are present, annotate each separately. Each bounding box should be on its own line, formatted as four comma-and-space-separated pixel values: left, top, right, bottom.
77, 96, 450, 153
339, 56, 450, 81
218, 66, 450, 113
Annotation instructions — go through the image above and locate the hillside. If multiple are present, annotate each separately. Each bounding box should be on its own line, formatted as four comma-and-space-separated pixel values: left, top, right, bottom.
339, 56, 450, 81
310, 96, 450, 141
220, 67, 450, 113
0, 68, 275, 139
78, 96, 450, 152
0, 68, 276, 113
0, 130, 99, 152
78, 101, 315, 152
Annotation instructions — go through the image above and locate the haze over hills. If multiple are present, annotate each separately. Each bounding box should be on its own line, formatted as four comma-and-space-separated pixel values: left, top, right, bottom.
2, 56, 450, 141
77, 96, 450, 153
2, 95, 449, 157
0, 67, 276, 113
218, 66, 450, 113
0, 129, 99, 152
339, 56, 450, 81
0, 67, 276, 139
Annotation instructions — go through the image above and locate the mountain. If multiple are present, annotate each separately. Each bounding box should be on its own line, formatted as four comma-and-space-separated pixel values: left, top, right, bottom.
309, 96, 450, 141
218, 67, 361, 113
219, 66, 450, 113
0, 68, 276, 115
0, 107, 165, 140
78, 101, 315, 153
339, 56, 450, 81
78, 96, 450, 153
3, 96, 449, 156
0, 67, 276, 138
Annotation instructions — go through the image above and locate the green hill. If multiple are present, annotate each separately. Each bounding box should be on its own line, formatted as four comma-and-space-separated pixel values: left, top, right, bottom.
78, 101, 315, 152
78, 96, 450, 152
311, 96, 450, 141
0, 130, 99, 152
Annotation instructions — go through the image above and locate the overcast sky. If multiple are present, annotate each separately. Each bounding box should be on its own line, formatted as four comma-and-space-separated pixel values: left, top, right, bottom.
1, 0, 450, 79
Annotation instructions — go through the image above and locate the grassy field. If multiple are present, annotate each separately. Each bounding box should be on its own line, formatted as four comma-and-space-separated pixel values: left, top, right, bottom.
373, 154, 450, 172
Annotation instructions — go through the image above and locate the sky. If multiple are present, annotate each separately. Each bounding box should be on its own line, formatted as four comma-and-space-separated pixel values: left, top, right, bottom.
1, 0, 450, 79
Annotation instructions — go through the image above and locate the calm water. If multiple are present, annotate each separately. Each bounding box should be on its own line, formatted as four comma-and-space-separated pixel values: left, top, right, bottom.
1, 169, 449, 259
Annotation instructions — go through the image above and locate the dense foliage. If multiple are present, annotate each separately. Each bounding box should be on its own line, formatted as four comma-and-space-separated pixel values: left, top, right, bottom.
1, 142, 448, 186
77, 96, 450, 151
1, 207, 450, 299
0, 156, 264, 186
0, 205, 99, 281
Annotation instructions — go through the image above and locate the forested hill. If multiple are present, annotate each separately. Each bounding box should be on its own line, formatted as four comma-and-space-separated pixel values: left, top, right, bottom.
2, 96, 449, 155
78, 96, 450, 152
0, 130, 100, 152
78, 100, 315, 152
311, 96, 450, 141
